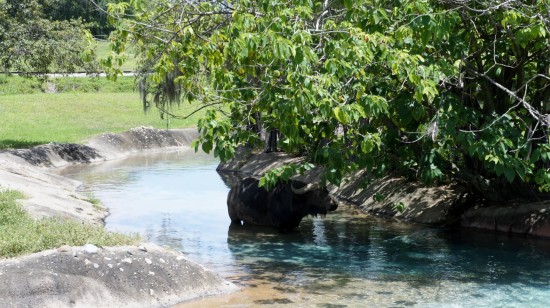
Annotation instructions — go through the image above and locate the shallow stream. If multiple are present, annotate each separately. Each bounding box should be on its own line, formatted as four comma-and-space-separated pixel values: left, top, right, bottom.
57, 150, 550, 307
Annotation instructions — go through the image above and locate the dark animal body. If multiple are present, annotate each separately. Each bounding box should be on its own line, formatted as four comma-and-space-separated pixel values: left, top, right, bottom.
227, 177, 338, 232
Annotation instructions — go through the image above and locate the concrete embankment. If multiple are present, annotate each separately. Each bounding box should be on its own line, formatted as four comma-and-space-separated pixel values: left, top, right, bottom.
0, 127, 237, 307
217, 148, 550, 238
0, 244, 237, 308
0, 127, 199, 223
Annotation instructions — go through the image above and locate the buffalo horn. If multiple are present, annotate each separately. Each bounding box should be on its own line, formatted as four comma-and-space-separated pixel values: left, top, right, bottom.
291, 182, 320, 194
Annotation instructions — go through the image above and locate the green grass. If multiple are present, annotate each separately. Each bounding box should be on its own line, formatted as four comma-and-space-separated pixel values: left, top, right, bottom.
0, 92, 204, 149
49, 76, 137, 93
0, 189, 140, 259
0, 75, 137, 95
0, 75, 44, 95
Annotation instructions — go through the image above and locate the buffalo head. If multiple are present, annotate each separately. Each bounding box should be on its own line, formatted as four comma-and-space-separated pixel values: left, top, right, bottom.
227, 177, 338, 232
290, 181, 338, 214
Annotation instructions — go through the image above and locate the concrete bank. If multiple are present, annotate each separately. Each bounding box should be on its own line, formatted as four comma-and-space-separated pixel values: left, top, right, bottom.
0, 127, 199, 224
217, 148, 550, 238
0, 244, 237, 308
0, 127, 237, 307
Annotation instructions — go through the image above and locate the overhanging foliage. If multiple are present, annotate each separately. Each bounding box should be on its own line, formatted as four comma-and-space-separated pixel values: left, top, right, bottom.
104, 0, 549, 200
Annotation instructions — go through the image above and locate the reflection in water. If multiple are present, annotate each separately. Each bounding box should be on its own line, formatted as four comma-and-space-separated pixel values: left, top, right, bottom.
153, 214, 184, 250
58, 149, 550, 307
223, 212, 550, 307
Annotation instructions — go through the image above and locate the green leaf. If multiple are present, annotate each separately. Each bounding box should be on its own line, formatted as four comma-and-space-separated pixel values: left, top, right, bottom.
333, 107, 350, 124
361, 137, 374, 153
343, 0, 353, 10
201, 140, 213, 153
503, 167, 516, 183
412, 106, 425, 121
294, 46, 304, 64
191, 140, 200, 152
103, 0, 549, 199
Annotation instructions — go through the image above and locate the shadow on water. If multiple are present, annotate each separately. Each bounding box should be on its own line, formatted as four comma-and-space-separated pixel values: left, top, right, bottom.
225, 208, 550, 287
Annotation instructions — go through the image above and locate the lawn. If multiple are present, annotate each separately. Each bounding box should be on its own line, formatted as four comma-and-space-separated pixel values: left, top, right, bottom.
0, 74, 138, 95
0, 39, 195, 150
0, 91, 204, 149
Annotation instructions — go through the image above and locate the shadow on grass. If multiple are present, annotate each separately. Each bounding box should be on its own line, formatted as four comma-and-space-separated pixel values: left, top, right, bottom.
0, 140, 47, 150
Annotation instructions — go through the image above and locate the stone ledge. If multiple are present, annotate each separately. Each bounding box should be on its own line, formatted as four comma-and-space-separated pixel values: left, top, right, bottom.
460, 200, 550, 237
0, 243, 237, 308
330, 170, 470, 226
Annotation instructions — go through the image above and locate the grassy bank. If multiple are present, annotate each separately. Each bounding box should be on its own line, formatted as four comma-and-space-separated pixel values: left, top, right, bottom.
0, 75, 136, 95
0, 189, 140, 259
0, 91, 203, 149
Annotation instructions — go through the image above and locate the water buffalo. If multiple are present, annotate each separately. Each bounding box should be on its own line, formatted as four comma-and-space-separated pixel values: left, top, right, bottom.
227, 177, 338, 232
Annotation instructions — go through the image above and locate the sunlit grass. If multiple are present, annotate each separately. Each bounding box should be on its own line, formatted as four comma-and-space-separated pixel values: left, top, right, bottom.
0, 92, 203, 149
49, 76, 137, 93
0, 189, 140, 259
0, 75, 43, 95
0, 75, 137, 95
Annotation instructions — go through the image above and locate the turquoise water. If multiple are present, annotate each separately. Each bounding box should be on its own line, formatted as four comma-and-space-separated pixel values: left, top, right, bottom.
58, 150, 550, 307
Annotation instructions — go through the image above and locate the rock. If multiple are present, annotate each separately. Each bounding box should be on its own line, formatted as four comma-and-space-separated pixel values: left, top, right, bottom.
0, 128, 237, 306
330, 171, 470, 226
460, 200, 550, 237
138, 245, 148, 252
57, 245, 72, 253
0, 244, 237, 308
221, 151, 550, 238
83, 244, 99, 254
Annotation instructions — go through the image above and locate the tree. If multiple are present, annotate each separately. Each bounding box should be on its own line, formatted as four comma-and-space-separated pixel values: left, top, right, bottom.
104, 0, 549, 200
40, 0, 126, 36
0, 0, 97, 74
